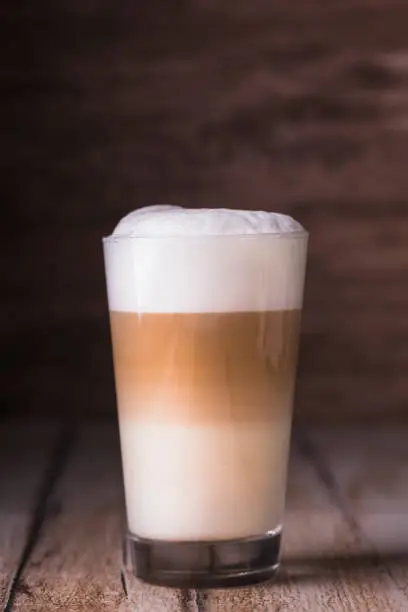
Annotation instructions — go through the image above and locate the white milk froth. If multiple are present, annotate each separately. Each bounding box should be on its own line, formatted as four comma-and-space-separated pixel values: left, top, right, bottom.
111, 205, 303, 237
103, 205, 307, 313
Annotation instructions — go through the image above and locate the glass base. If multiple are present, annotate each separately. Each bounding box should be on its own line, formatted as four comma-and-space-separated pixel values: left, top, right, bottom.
123, 529, 281, 589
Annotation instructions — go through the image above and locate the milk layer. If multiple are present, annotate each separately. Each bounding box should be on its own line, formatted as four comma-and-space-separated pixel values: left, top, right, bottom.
119, 418, 291, 540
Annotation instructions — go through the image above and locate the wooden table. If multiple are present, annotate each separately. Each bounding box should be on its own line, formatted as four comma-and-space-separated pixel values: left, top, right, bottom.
1, 420, 407, 611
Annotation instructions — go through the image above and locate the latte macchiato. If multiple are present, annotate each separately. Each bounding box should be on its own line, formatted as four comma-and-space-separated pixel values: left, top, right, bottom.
103, 205, 308, 587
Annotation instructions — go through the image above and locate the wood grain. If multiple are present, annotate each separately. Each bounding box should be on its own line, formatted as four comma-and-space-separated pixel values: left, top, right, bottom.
203, 429, 408, 611
6, 422, 408, 610
0, 421, 58, 608
309, 425, 408, 599
9, 424, 185, 612
3, 0, 408, 421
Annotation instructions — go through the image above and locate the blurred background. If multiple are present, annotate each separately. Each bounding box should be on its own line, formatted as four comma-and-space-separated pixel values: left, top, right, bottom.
2, 0, 408, 424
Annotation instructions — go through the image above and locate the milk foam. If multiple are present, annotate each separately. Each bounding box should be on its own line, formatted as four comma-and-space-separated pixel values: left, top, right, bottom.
103, 206, 307, 313
111, 205, 303, 237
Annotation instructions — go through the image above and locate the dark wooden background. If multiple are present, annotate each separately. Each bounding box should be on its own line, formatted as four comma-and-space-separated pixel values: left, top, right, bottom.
2, 1, 408, 422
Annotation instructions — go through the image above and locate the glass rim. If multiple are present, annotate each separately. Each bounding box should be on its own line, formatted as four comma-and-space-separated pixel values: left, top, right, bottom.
102, 230, 308, 244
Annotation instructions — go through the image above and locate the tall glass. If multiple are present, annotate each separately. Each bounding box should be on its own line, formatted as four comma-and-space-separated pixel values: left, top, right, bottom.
103, 230, 308, 588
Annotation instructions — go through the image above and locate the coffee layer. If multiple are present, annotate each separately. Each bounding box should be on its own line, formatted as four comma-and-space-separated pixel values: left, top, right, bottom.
109, 310, 301, 425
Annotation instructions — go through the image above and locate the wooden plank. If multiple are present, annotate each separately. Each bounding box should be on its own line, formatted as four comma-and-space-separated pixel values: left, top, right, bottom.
310, 425, 408, 597
10, 423, 408, 610
204, 428, 408, 611
10, 423, 187, 611
0, 420, 59, 608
